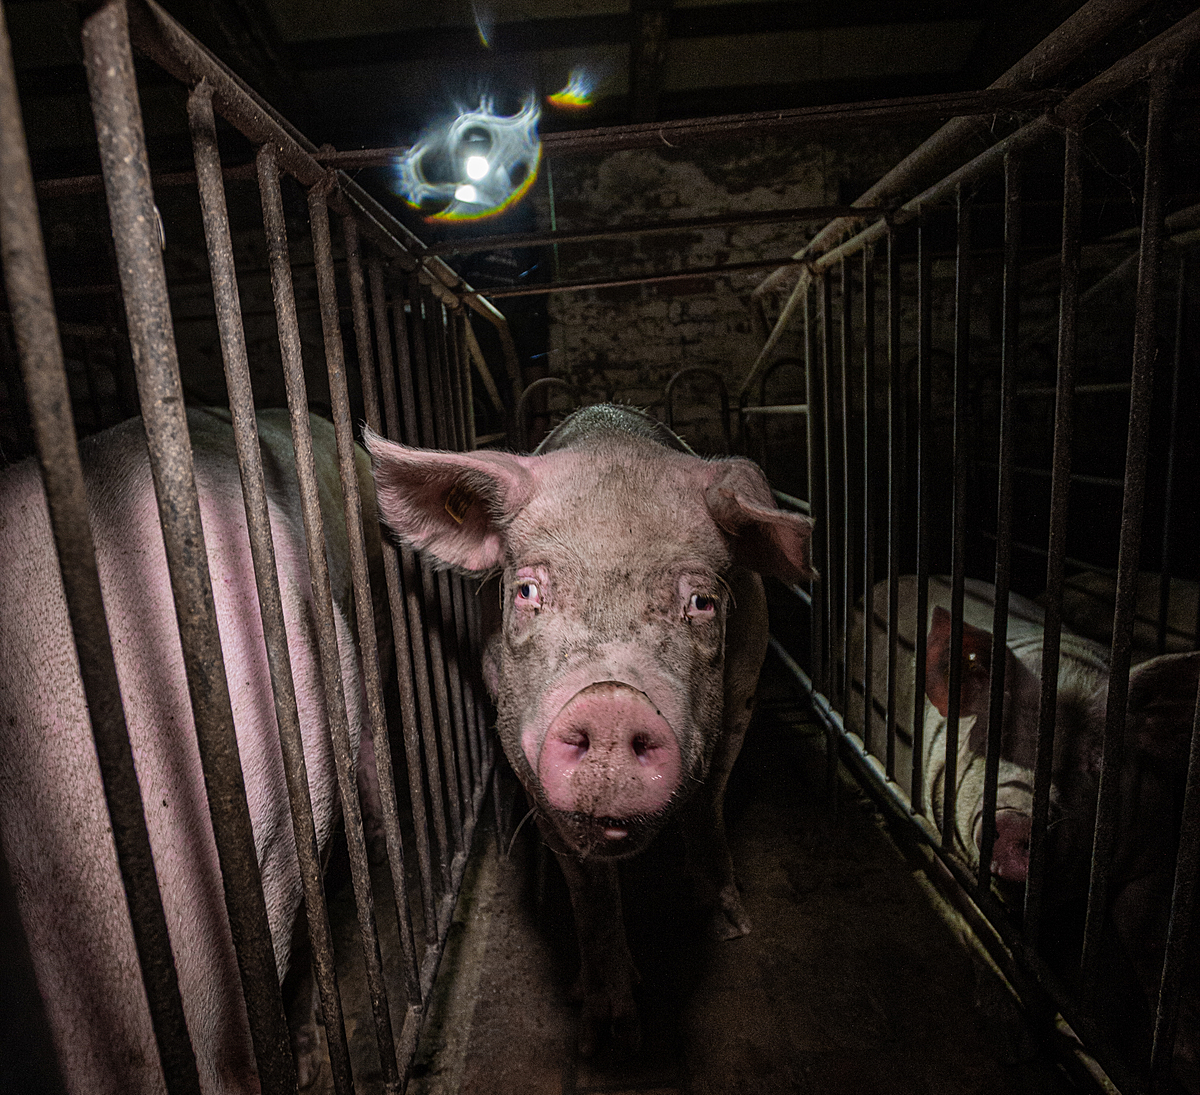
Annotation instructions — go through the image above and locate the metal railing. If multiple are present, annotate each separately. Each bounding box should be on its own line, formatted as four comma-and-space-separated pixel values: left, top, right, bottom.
752, 9, 1200, 1095
0, 0, 508, 1090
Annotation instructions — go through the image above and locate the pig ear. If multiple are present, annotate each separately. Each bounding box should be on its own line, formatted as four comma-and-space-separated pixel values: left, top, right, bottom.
925, 606, 993, 718
1125, 651, 1200, 767
364, 429, 535, 574
704, 458, 816, 583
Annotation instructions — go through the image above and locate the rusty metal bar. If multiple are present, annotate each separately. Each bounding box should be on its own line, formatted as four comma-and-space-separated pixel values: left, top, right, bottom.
860, 244, 876, 759
384, 272, 453, 910
409, 280, 465, 847
665, 367, 732, 454
755, 0, 1154, 295
884, 227, 902, 783
1148, 674, 1200, 1088
367, 252, 438, 949
1024, 127, 1082, 947
83, 6, 296, 1089
977, 151, 1023, 888
307, 185, 402, 1084
1156, 252, 1187, 657
942, 186, 972, 853
0, 5, 198, 1089
1083, 61, 1176, 997
343, 218, 422, 1004
188, 81, 354, 1093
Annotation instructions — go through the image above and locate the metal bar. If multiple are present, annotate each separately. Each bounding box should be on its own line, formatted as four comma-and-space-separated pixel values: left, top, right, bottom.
860, 244, 876, 759
839, 257, 856, 728
0, 6, 198, 1088
1024, 127, 1081, 948
977, 151, 1022, 888
911, 206, 933, 815
1156, 253, 1187, 657
803, 282, 826, 704
410, 281, 465, 847
755, 0, 1154, 294
367, 252, 438, 953
343, 218, 422, 1004
1083, 61, 1176, 998
84, 7, 295, 1088
884, 227, 902, 783
1148, 675, 1200, 1088
385, 272, 453, 910
739, 403, 808, 416
942, 187, 972, 853
819, 270, 840, 710
188, 82, 354, 1093
426, 205, 887, 256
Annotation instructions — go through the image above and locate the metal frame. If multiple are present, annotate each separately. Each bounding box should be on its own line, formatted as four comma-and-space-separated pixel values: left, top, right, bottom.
0, 0, 499, 1090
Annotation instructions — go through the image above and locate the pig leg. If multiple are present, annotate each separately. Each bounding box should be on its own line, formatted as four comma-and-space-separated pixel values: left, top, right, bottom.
552, 848, 641, 1057
684, 567, 767, 940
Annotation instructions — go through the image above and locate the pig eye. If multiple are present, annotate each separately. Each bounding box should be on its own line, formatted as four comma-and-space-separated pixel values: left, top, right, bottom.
515, 579, 541, 608
687, 592, 717, 619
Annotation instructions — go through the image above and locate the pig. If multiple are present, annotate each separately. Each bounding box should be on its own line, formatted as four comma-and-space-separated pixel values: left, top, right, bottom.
0, 407, 379, 1093
365, 403, 815, 1055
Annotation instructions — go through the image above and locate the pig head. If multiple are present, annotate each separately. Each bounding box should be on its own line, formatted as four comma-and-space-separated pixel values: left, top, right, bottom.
0, 408, 376, 1094
367, 404, 814, 1053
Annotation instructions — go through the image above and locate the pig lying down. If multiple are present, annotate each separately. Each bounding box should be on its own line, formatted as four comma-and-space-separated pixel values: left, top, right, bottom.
0, 408, 377, 1094
367, 403, 815, 1054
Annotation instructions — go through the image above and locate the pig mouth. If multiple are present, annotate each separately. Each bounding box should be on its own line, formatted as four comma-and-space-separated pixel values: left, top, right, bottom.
545, 805, 670, 860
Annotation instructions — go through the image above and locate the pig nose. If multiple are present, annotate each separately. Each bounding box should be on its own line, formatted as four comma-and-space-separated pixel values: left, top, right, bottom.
538, 682, 680, 821
989, 810, 1032, 883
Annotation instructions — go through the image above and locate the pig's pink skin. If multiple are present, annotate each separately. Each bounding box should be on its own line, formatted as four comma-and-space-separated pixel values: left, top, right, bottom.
368, 405, 815, 1055
0, 409, 370, 1094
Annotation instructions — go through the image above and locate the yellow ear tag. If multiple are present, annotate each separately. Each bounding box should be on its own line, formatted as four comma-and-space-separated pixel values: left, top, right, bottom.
444, 482, 475, 525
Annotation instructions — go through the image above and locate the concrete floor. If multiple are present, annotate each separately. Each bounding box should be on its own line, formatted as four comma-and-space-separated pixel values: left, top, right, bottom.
400, 661, 1087, 1095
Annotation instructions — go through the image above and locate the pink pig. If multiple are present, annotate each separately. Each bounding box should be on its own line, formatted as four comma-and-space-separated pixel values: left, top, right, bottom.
367, 403, 815, 1055
0, 408, 377, 1093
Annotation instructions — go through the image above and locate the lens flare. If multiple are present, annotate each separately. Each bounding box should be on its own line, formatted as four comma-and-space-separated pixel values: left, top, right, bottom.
547, 69, 596, 110
393, 97, 541, 222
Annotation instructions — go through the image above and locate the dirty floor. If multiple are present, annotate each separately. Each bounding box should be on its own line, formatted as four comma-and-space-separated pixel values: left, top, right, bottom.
393, 657, 1086, 1095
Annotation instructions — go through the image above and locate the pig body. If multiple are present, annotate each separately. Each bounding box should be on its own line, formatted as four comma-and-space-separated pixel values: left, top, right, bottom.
367, 404, 814, 1054
0, 408, 374, 1093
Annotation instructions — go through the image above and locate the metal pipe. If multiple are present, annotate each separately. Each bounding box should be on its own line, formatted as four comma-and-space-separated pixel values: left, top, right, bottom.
1024, 127, 1081, 947
0, 6, 197, 1088
342, 217, 422, 1004
977, 151, 1023, 889
188, 81, 354, 1093
1156, 253, 1187, 656
1082, 60, 1176, 999
860, 244, 876, 760
367, 253, 438, 948
84, 7, 295, 1087
664, 366, 732, 454
803, 283, 827, 704
884, 228, 902, 783
819, 270, 841, 711
839, 257, 856, 730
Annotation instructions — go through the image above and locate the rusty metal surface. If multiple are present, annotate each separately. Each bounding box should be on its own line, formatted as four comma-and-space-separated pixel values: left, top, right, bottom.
0, 6, 198, 1090
83, 5, 296, 1089
188, 80, 355, 1095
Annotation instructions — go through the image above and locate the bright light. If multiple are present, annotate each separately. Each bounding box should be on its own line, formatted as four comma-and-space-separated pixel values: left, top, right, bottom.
392, 97, 541, 222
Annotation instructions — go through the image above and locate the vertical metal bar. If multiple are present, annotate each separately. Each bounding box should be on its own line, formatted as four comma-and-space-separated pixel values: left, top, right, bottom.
386, 274, 453, 907
1156, 252, 1187, 656
342, 217, 421, 1003
1148, 677, 1200, 1089
804, 282, 826, 699
911, 205, 933, 814
861, 245, 876, 759
188, 82, 354, 1093
884, 226, 903, 783
367, 253, 438, 950
83, 7, 295, 1089
978, 151, 1022, 887
820, 271, 841, 709
943, 186, 973, 853
307, 185, 400, 1084
409, 278, 465, 846
1083, 61, 1175, 996
1024, 128, 1081, 946
0, 7, 199, 1089
840, 257, 856, 730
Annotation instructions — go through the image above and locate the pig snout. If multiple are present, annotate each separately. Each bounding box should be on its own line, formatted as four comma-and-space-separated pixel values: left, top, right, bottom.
974, 808, 1032, 882
538, 682, 681, 824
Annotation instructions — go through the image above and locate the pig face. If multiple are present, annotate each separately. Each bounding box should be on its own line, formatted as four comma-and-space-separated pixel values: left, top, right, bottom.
366, 422, 814, 859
